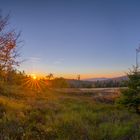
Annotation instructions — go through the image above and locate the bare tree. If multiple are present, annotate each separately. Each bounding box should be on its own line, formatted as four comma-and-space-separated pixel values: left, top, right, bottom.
0, 12, 21, 80
46, 73, 54, 80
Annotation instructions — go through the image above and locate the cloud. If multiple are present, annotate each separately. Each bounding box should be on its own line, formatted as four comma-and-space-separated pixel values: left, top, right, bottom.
27, 57, 41, 63
53, 58, 64, 65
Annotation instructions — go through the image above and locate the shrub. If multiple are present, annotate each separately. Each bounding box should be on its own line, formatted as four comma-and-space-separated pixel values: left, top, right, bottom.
117, 67, 140, 114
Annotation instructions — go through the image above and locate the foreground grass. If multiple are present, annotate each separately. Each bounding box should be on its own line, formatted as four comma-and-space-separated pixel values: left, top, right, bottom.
0, 85, 140, 140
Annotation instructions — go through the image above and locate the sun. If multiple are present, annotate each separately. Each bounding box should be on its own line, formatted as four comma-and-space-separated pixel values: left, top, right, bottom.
33, 75, 37, 80
22, 73, 47, 91
31, 74, 37, 80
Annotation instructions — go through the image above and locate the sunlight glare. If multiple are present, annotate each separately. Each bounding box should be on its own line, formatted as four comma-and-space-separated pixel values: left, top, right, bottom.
33, 75, 37, 80
31, 74, 37, 80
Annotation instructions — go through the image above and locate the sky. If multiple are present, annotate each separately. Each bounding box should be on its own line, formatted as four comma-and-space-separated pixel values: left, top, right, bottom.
1, 0, 140, 79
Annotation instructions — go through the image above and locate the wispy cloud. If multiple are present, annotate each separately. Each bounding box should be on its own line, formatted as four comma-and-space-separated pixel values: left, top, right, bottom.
53, 58, 64, 65
27, 57, 41, 63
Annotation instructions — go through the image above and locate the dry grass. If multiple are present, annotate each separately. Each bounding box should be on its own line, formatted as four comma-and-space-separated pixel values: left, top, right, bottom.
0, 85, 139, 140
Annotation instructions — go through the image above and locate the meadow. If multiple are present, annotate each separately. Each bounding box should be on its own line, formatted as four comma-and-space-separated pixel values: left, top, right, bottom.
0, 3, 140, 140
0, 83, 140, 140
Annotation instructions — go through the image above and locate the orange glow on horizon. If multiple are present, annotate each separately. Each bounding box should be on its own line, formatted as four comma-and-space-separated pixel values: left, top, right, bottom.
26, 71, 125, 80
30, 74, 38, 80
49, 71, 125, 79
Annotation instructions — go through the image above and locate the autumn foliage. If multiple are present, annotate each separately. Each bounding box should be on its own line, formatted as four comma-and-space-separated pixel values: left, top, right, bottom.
0, 13, 20, 81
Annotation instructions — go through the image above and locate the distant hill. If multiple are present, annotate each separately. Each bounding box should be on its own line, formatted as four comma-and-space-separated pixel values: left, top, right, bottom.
109, 76, 128, 82
84, 76, 128, 82
66, 76, 128, 88
83, 77, 109, 81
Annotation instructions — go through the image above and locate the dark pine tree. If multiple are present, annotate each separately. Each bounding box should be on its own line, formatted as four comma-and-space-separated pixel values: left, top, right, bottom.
117, 67, 140, 114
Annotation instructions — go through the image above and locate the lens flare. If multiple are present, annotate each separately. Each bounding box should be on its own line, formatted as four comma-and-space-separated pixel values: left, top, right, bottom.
31, 74, 37, 80
21, 74, 47, 91
32, 75, 37, 80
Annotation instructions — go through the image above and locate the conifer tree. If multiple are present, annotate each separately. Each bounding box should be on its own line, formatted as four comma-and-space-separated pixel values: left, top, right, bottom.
118, 67, 140, 114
